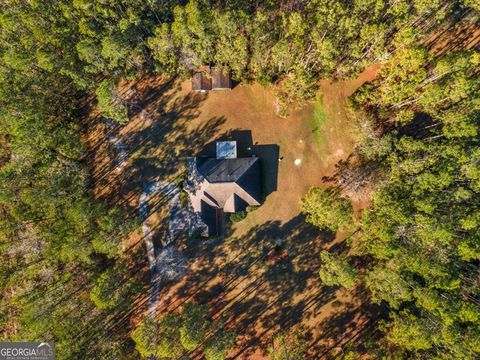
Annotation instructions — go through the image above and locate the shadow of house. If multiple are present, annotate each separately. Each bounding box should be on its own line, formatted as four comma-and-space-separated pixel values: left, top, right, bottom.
186, 131, 279, 237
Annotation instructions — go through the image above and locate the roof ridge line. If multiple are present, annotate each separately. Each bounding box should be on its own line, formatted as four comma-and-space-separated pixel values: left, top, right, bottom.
235, 157, 259, 182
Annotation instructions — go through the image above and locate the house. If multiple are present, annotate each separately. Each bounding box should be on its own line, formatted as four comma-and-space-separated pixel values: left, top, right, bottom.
185, 141, 261, 236
192, 66, 232, 92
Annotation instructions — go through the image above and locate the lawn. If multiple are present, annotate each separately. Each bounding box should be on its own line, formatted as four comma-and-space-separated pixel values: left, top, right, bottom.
83, 66, 381, 358
310, 99, 327, 146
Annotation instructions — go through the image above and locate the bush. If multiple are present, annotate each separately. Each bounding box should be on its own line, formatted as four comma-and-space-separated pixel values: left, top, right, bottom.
230, 211, 247, 223
179, 189, 189, 208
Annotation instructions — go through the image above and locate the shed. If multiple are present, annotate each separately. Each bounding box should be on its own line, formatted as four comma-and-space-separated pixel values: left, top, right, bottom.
192, 66, 231, 92
211, 67, 232, 90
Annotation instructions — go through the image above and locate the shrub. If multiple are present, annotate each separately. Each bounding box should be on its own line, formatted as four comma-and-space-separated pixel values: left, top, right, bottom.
230, 211, 247, 223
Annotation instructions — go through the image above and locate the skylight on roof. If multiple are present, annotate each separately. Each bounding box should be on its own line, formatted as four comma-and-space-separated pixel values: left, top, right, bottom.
216, 141, 237, 159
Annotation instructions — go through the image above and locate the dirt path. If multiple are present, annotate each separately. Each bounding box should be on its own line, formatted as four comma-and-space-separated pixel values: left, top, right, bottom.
139, 179, 188, 315
107, 134, 128, 171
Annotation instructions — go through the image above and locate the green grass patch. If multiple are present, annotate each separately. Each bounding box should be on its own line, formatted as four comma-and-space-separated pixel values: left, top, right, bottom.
311, 100, 327, 145
230, 211, 247, 223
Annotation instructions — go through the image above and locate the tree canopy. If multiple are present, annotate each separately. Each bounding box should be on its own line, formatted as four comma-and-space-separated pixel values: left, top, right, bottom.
301, 187, 354, 232
313, 44, 480, 358
131, 303, 236, 359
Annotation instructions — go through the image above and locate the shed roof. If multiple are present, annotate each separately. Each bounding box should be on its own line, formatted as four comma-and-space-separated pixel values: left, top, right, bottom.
192, 72, 212, 91
211, 67, 231, 89
192, 66, 231, 91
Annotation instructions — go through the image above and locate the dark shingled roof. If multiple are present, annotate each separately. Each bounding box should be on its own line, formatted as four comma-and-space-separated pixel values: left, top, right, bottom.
197, 157, 258, 183
236, 159, 261, 203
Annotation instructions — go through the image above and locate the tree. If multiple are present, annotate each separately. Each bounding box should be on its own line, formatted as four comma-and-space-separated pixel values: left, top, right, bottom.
342, 45, 480, 358
90, 265, 140, 310
131, 318, 161, 358
131, 303, 237, 359
147, 23, 179, 75
268, 330, 307, 360
76, 39, 105, 73
203, 321, 236, 360
364, 265, 412, 309
319, 251, 359, 289
386, 311, 435, 351
348, 106, 393, 160
300, 187, 353, 232
212, 10, 249, 79
92, 208, 140, 258
1, 0, 479, 358
101, 34, 131, 70
131, 315, 184, 359
180, 302, 210, 351
96, 79, 129, 124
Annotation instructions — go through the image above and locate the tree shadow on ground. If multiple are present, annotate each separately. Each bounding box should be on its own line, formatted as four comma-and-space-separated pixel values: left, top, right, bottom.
422, 9, 480, 56
82, 75, 380, 358
154, 212, 377, 359
85, 77, 226, 208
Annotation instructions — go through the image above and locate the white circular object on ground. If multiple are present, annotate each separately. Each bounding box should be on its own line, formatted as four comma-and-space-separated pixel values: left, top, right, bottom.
294, 159, 302, 166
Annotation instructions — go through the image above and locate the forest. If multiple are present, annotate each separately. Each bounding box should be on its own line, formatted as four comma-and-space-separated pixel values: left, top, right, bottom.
0, 0, 479, 359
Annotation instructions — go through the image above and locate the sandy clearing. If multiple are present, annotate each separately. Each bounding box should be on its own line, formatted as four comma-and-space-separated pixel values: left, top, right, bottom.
83, 64, 381, 358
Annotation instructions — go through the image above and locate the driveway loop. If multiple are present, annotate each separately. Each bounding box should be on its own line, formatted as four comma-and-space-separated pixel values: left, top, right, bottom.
139, 179, 188, 316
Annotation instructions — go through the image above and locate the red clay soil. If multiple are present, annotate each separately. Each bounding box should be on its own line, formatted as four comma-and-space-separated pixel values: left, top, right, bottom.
421, 16, 480, 56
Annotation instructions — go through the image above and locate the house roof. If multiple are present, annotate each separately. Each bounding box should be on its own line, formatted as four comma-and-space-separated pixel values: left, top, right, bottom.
186, 157, 261, 215
197, 157, 258, 183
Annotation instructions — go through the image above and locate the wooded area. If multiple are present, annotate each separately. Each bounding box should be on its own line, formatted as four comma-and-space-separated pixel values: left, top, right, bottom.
0, 0, 479, 359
